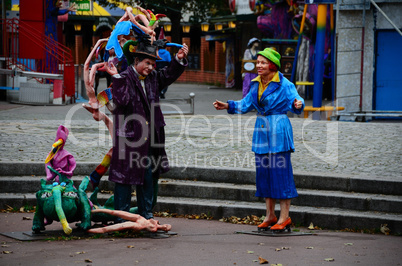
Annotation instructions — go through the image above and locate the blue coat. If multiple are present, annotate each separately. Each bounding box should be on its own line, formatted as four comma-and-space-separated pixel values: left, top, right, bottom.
227, 72, 304, 154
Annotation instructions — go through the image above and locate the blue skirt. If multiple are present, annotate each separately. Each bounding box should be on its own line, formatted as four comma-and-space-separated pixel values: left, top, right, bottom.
255, 152, 298, 199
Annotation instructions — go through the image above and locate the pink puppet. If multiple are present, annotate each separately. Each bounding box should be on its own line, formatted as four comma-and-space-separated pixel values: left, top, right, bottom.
87, 209, 171, 234
45, 125, 76, 182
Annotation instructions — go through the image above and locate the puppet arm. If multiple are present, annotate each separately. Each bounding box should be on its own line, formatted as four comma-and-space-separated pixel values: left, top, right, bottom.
135, 6, 151, 21
84, 39, 108, 108
125, 7, 155, 40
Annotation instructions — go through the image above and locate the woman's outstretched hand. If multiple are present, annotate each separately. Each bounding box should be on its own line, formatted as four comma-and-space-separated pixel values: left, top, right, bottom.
213, 100, 229, 110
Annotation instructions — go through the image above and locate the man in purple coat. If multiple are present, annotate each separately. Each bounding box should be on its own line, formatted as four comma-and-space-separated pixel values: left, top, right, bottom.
105, 39, 188, 221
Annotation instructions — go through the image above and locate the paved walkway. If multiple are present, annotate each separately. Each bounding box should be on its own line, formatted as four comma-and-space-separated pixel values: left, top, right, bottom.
0, 212, 401, 266
0, 82, 401, 179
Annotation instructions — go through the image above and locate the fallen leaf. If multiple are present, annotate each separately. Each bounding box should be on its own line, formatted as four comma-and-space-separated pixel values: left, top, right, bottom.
3, 251, 13, 254
258, 256, 268, 264
19, 207, 25, 212
271, 264, 283, 266
247, 250, 254, 254
275, 248, 281, 252
127, 245, 135, 248
75, 251, 86, 254
22, 217, 32, 220
344, 243, 353, 246
1, 245, 10, 247
258, 243, 265, 246
252, 260, 258, 262
281, 247, 290, 250
308, 222, 315, 230
380, 224, 390, 235
324, 258, 335, 262
85, 259, 92, 263
306, 247, 314, 249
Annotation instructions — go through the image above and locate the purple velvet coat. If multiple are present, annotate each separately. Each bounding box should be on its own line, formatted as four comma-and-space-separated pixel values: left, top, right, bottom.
109, 58, 187, 185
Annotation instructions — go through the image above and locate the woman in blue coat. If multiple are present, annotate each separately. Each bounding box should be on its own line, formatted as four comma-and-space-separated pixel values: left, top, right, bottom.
213, 48, 304, 231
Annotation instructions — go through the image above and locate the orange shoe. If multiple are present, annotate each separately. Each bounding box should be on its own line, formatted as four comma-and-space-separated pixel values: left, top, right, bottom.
257, 217, 278, 229
270, 217, 292, 231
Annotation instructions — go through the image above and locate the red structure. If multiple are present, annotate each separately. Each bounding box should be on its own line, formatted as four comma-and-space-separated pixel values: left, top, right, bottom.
1, 0, 75, 101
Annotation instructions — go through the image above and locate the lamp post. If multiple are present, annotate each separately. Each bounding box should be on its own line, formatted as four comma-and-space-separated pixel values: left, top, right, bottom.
161, 21, 172, 49
181, 23, 191, 53
74, 24, 82, 65
200, 22, 210, 73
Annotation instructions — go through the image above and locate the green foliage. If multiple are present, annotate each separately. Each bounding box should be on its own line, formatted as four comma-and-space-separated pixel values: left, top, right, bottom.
23, 204, 35, 212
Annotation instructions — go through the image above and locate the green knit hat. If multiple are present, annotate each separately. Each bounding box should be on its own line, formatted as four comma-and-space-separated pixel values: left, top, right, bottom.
258, 48, 281, 68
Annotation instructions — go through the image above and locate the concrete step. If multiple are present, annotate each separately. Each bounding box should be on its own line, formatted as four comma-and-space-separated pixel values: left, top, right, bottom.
3, 176, 400, 214
157, 179, 402, 214
162, 166, 402, 196
1, 163, 401, 195
0, 176, 115, 194
154, 196, 402, 234
1, 192, 401, 234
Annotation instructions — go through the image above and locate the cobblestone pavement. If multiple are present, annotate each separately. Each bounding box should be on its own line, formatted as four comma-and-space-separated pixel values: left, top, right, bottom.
0, 83, 401, 179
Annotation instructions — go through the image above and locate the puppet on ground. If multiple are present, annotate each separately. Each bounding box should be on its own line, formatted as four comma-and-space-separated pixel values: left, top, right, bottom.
33, 125, 90, 234
32, 167, 170, 235
88, 209, 171, 234
32, 167, 92, 235
32, 123, 169, 234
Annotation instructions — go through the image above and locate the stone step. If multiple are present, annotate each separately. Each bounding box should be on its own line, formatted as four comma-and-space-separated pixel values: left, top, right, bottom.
162, 166, 402, 196
0, 176, 115, 194
157, 179, 402, 214
154, 196, 402, 234
1, 163, 401, 195
1, 193, 401, 234
1, 176, 401, 214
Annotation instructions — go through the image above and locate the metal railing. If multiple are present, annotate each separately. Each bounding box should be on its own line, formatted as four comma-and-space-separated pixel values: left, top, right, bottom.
1, 18, 75, 99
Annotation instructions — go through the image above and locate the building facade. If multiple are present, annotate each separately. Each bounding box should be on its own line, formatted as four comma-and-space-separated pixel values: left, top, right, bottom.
336, 0, 402, 120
